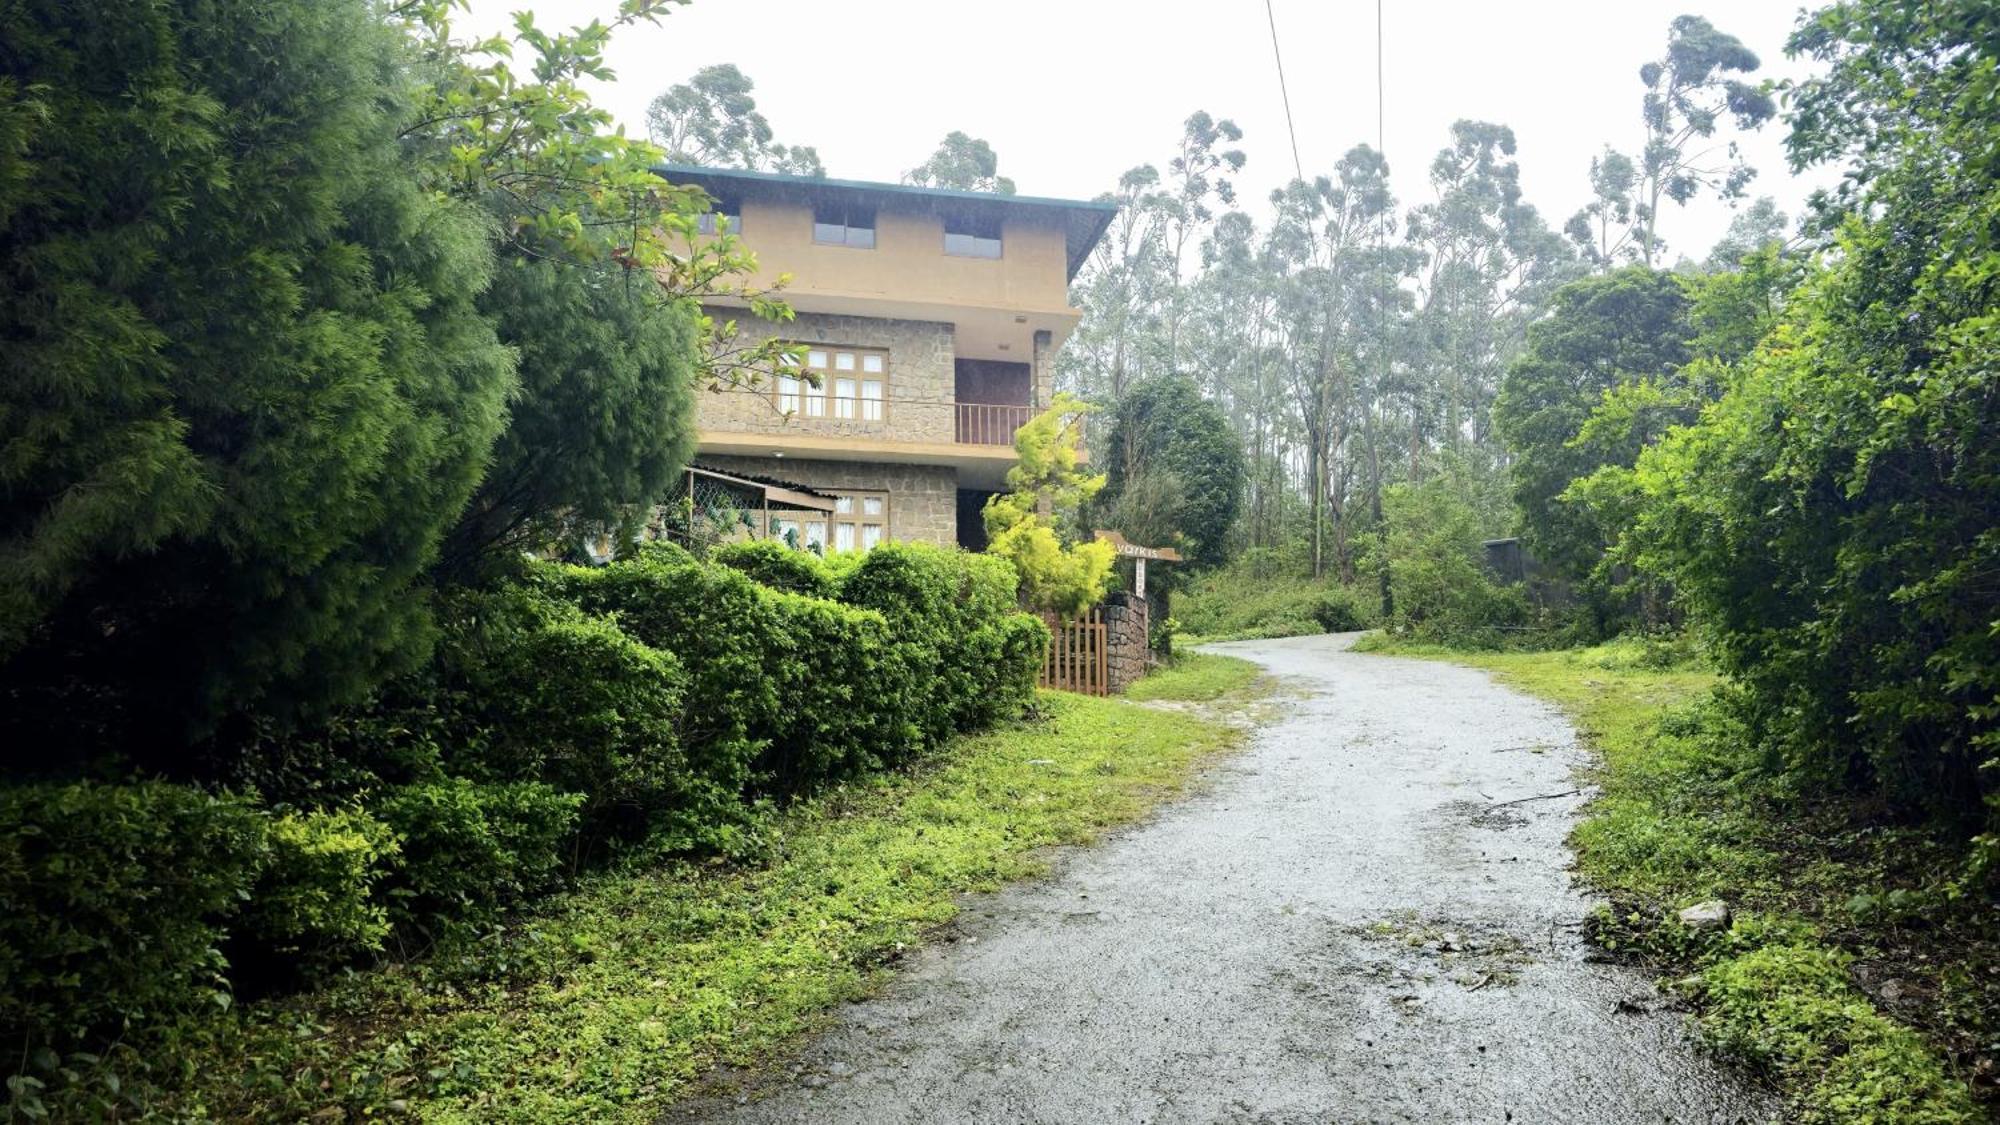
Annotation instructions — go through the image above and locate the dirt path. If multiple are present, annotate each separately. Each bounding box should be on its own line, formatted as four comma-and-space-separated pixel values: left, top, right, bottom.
670, 634, 1775, 1124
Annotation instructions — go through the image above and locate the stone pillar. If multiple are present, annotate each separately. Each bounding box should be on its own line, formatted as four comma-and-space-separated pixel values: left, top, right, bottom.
1031, 329, 1054, 408
1104, 590, 1152, 693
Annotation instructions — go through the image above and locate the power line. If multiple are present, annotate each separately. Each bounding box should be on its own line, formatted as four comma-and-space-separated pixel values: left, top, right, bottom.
1263, 0, 1305, 184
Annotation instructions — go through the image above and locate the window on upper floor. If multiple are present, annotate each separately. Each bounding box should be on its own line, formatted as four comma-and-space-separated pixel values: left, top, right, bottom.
773, 346, 887, 422
812, 203, 875, 248
943, 213, 1002, 259
696, 197, 742, 236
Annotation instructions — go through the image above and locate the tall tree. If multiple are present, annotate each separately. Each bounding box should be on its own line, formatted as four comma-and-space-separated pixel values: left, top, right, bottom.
1491, 267, 1692, 623
1095, 375, 1245, 568
1564, 148, 1638, 268
644, 63, 824, 176
1629, 15, 1778, 265
903, 131, 1015, 193
0, 0, 515, 748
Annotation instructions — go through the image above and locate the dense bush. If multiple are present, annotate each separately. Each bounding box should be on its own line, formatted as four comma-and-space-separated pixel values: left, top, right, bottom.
1620, 0, 2000, 839
0, 0, 515, 751
1311, 585, 1373, 633
555, 555, 922, 791
1172, 555, 1375, 642
1370, 474, 1534, 648
374, 780, 583, 935
238, 808, 397, 973
712, 539, 838, 598
0, 784, 267, 1045
838, 543, 1044, 739
431, 587, 713, 847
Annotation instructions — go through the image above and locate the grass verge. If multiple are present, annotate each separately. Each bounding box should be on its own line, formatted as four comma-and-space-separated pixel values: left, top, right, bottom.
1361, 634, 1992, 1123
1124, 651, 1262, 703
153, 687, 1248, 1122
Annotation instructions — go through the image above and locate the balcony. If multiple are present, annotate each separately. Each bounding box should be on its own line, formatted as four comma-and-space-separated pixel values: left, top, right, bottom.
954, 402, 1036, 445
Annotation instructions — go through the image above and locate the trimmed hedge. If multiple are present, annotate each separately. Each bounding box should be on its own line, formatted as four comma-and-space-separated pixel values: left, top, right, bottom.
0, 542, 1045, 1074
0, 784, 267, 1043
837, 543, 1045, 737
553, 556, 922, 790
712, 539, 838, 598
432, 587, 716, 848
374, 779, 583, 934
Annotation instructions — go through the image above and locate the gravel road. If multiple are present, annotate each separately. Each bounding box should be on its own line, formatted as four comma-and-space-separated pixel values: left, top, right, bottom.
669, 633, 1776, 1124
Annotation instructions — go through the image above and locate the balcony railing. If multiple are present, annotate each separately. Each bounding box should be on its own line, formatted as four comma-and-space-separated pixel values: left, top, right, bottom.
706, 390, 1071, 449
955, 401, 1036, 446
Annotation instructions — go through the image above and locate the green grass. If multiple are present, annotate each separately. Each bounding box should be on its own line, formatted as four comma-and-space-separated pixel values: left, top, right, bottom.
1171, 561, 1370, 644
1363, 634, 1987, 1124
1123, 652, 1261, 703
152, 690, 1247, 1122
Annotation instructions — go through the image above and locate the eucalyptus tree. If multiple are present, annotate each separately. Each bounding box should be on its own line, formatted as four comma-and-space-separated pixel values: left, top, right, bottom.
1403, 122, 1576, 458
1564, 148, 1638, 268
644, 63, 825, 175
904, 131, 1015, 193
1629, 16, 1777, 265
1266, 144, 1404, 578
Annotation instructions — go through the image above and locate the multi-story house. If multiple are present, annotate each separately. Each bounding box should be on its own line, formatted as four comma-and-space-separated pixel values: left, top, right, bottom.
667, 164, 1114, 552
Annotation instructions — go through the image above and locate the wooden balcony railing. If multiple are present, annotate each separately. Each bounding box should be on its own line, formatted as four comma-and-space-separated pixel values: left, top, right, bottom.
954, 402, 1036, 446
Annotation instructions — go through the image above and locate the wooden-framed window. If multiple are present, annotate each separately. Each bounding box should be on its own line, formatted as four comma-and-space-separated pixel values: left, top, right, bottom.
775, 346, 886, 422
769, 493, 887, 553
830, 492, 888, 552
812, 203, 875, 249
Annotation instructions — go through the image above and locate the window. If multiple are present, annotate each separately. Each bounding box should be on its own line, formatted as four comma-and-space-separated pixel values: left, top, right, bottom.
829, 492, 889, 552
776, 346, 886, 421
696, 198, 742, 236
943, 213, 1002, 259
812, 203, 876, 248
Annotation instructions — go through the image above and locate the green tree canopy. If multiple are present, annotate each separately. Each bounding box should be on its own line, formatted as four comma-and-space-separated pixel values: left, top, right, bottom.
1096, 374, 1245, 568
644, 63, 825, 176
0, 0, 514, 749
440, 260, 700, 573
1492, 266, 1691, 585
1627, 0, 2000, 835
903, 131, 1015, 194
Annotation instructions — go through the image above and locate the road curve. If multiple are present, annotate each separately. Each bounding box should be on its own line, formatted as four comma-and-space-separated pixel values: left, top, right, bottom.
668, 633, 1775, 1125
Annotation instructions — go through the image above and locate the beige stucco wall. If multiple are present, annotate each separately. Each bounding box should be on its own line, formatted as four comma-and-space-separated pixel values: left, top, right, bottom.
694, 309, 956, 443
696, 454, 959, 547
728, 200, 1071, 316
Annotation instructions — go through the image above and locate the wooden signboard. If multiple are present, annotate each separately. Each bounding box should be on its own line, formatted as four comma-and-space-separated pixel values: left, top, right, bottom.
1093, 530, 1182, 596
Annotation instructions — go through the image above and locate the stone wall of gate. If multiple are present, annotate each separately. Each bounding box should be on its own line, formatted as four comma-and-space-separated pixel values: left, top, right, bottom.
1104, 591, 1151, 693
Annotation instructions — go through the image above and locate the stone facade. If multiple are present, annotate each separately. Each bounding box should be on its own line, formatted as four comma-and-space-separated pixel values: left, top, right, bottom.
696, 454, 960, 547
696, 309, 957, 443
1104, 591, 1152, 693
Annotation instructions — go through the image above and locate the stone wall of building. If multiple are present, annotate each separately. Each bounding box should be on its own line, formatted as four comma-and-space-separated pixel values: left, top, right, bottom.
695, 454, 959, 547
695, 309, 957, 443
1104, 590, 1152, 694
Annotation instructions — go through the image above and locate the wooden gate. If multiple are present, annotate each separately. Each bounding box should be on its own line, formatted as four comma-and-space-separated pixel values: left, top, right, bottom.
1038, 609, 1108, 696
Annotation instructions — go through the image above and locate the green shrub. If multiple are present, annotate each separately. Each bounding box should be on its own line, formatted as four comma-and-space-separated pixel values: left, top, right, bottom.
0, 783, 266, 1044
712, 539, 837, 598
433, 587, 721, 848
1311, 585, 1372, 632
238, 808, 397, 971
1173, 555, 1373, 643
1370, 473, 1534, 648
838, 543, 1039, 738
374, 780, 583, 935
555, 556, 920, 792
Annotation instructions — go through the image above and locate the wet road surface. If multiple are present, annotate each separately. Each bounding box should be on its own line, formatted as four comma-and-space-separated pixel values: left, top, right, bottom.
669, 633, 1776, 1124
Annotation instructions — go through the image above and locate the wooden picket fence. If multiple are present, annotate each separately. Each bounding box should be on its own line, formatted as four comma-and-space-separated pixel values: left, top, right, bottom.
1038, 609, 1108, 696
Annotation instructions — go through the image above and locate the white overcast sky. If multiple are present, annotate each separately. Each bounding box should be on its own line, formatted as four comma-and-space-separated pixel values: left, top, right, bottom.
463, 0, 1843, 264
